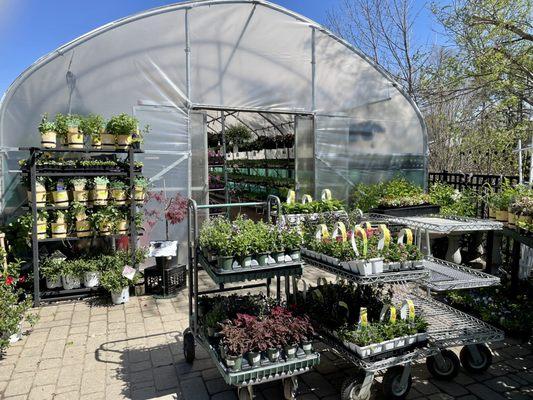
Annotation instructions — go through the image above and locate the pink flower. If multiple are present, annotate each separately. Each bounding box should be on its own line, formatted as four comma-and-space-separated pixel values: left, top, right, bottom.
5, 276, 14, 285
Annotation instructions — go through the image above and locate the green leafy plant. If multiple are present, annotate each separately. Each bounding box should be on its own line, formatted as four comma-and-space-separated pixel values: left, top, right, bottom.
38, 113, 56, 133
100, 262, 139, 293
105, 113, 138, 136
79, 114, 105, 138
109, 180, 127, 190
54, 113, 69, 137
133, 176, 148, 188
225, 124, 252, 146
93, 176, 110, 187
71, 178, 87, 190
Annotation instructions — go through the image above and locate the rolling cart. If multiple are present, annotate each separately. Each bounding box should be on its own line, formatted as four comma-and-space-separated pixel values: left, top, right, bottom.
182, 196, 321, 400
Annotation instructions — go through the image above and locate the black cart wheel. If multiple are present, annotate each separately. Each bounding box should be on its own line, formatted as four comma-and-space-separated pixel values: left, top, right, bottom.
341, 379, 370, 400
382, 366, 412, 400
238, 386, 252, 400
283, 377, 298, 400
183, 330, 195, 364
426, 349, 460, 380
460, 344, 492, 373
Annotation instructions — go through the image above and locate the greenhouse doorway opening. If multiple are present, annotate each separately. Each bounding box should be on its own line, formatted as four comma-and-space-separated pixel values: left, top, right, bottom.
193, 108, 314, 217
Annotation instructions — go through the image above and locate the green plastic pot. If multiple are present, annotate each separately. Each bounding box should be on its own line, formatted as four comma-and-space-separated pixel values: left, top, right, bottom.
267, 347, 280, 363
239, 255, 252, 268
217, 256, 234, 271
247, 351, 261, 367
284, 344, 298, 360
272, 251, 285, 264
256, 253, 269, 266
287, 249, 301, 261
225, 354, 243, 371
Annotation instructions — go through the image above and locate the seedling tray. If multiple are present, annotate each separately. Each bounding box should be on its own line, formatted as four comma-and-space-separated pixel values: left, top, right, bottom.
197, 335, 320, 387
370, 204, 441, 217
198, 253, 303, 284
281, 210, 349, 226
301, 249, 429, 285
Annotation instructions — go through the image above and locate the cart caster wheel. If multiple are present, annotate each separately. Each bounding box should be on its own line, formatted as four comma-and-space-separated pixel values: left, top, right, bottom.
183, 331, 195, 364
283, 377, 298, 400
460, 344, 492, 373
382, 366, 412, 400
238, 386, 252, 400
426, 349, 460, 380
341, 377, 370, 400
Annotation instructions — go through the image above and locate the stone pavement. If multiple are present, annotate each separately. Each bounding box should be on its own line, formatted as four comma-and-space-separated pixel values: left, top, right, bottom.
0, 266, 531, 400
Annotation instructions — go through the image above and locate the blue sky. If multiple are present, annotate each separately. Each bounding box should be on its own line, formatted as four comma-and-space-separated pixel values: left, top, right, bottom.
0, 0, 436, 96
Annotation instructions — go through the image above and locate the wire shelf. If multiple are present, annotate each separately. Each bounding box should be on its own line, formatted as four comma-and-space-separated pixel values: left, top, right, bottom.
422, 257, 500, 291
302, 253, 430, 285
280, 210, 349, 227
410, 294, 504, 348
366, 214, 503, 233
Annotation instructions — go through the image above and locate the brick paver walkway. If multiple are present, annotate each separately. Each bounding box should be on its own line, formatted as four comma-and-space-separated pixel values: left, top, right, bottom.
0, 266, 531, 400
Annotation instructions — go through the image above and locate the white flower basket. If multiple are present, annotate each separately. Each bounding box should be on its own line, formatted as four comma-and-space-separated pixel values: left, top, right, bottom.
62, 275, 81, 290
46, 276, 62, 289
401, 261, 412, 270
83, 271, 100, 288
111, 287, 130, 305
383, 339, 395, 351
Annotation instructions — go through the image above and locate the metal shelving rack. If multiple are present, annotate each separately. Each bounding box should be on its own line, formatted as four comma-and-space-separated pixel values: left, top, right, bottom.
182, 196, 320, 400
20, 146, 142, 306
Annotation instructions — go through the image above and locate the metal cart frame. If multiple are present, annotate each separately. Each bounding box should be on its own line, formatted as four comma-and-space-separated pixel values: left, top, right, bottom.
183, 196, 320, 400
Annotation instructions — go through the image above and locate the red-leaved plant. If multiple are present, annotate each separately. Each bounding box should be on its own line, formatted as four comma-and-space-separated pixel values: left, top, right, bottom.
144, 191, 188, 240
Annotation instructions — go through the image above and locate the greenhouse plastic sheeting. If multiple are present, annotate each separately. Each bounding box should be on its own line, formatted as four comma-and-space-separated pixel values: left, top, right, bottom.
0, 0, 427, 240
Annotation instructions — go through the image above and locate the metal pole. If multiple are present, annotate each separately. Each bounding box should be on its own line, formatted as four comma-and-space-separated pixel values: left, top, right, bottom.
30, 149, 40, 307
220, 111, 230, 211
518, 139, 523, 184
311, 27, 316, 112
129, 147, 138, 270
530, 136, 533, 186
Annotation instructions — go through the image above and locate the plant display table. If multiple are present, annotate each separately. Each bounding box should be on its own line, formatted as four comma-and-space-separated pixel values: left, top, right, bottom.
182, 197, 320, 400
367, 214, 503, 264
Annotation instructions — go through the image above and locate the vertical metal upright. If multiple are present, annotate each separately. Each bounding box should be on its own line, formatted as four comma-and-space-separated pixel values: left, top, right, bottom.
220, 111, 230, 214
30, 148, 40, 307
129, 147, 137, 270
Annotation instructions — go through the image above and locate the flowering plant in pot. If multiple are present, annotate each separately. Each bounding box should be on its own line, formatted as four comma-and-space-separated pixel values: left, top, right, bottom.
91, 176, 109, 205
0, 258, 36, 351
71, 178, 89, 204
252, 221, 274, 266
110, 180, 128, 205
51, 179, 69, 207
91, 206, 119, 236
198, 216, 234, 268
79, 114, 105, 149
100, 262, 139, 305
406, 244, 423, 268
106, 113, 138, 150
232, 217, 254, 267
38, 113, 57, 149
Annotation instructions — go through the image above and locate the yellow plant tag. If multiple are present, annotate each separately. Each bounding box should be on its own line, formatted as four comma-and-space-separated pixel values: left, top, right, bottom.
400, 300, 416, 321
286, 190, 296, 204
397, 228, 414, 245
315, 224, 330, 240
332, 221, 347, 241
351, 227, 367, 257
302, 194, 313, 204
358, 307, 368, 328
377, 224, 391, 250
380, 305, 397, 323
321, 188, 332, 201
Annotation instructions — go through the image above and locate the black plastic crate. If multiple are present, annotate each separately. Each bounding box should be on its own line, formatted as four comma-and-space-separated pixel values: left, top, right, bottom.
144, 264, 186, 297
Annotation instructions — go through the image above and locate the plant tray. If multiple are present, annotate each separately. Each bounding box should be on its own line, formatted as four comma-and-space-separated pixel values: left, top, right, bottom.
198, 253, 302, 285
281, 210, 349, 227
198, 336, 320, 387
370, 204, 441, 217
301, 248, 429, 285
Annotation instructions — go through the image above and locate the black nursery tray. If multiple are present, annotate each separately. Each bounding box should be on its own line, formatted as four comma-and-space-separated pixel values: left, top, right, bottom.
197, 253, 302, 284
370, 204, 441, 217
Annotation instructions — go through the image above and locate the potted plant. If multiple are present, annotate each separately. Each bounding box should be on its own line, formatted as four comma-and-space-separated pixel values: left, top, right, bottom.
80, 258, 100, 288
133, 176, 148, 204
66, 115, 83, 149
91, 176, 109, 205
51, 211, 68, 238
106, 113, 138, 150
219, 323, 247, 372
38, 113, 57, 149
110, 180, 128, 205
384, 243, 401, 272
281, 226, 301, 261
71, 178, 89, 204
40, 252, 65, 289
114, 209, 129, 235
272, 228, 286, 264
100, 263, 138, 304
203, 303, 226, 338
234, 217, 254, 268
70, 202, 92, 238
253, 222, 273, 266
51, 179, 69, 207
91, 206, 118, 236
79, 114, 105, 149
131, 124, 150, 150
61, 259, 82, 290
26, 177, 47, 208
406, 244, 423, 269
53, 113, 69, 147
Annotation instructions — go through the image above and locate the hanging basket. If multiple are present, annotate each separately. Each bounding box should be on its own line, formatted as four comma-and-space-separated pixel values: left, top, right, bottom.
51, 222, 67, 238
92, 136, 102, 149
91, 188, 108, 205
76, 220, 92, 238
36, 219, 47, 240
116, 134, 132, 150
99, 222, 112, 236
72, 190, 89, 203
52, 190, 69, 206
133, 186, 145, 203
27, 190, 47, 208
111, 189, 127, 205
116, 220, 129, 235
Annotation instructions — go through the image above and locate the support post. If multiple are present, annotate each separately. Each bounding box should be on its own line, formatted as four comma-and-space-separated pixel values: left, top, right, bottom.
518, 139, 523, 184
30, 149, 40, 307
129, 148, 137, 270
220, 111, 230, 211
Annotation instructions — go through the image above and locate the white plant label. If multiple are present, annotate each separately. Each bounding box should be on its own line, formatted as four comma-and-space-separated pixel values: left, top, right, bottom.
122, 265, 136, 280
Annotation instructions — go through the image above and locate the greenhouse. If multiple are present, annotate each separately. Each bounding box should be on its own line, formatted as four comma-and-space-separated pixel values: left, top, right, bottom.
0, 1, 531, 400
